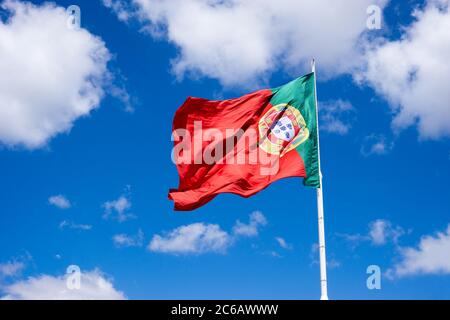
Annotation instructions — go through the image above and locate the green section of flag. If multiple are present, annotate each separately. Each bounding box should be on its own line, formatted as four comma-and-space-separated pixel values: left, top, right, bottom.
270, 73, 320, 188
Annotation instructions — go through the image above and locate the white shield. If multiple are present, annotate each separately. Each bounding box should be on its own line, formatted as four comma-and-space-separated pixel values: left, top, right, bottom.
272, 116, 295, 142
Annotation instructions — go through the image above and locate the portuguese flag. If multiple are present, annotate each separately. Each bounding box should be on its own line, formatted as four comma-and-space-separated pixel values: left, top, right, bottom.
169, 73, 320, 211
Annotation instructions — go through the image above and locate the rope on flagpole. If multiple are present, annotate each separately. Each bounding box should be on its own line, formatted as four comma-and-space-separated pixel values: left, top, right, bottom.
311, 59, 329, 300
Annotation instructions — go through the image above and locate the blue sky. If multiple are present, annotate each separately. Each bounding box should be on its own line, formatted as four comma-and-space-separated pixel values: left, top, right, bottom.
0, 0, 449, 299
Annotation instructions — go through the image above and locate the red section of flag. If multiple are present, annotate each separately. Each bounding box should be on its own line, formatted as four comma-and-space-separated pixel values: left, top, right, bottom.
168, 89, 306, 211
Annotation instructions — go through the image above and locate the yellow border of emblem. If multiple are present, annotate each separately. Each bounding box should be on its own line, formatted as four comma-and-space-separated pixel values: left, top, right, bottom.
258, 103, 309, 157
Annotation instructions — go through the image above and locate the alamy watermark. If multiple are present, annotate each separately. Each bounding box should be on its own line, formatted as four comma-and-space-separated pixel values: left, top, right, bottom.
66, 264, 81, 290
366, 265, 382, 290
366, 5, 382, 30
171, 104, 311, 176
171, 123, 283, 176
66, 5, 81, 30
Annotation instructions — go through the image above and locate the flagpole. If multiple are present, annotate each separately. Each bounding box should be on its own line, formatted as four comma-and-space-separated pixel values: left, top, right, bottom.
311, 59, 329, 300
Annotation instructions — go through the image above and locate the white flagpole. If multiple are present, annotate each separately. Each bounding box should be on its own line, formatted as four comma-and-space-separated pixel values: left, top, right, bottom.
311, 59, 329, 300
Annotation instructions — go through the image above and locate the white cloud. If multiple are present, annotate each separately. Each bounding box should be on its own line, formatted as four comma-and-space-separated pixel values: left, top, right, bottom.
0, 253, 32, 278
369, 219, 404, 246
337, 219, 405, 247
368, 219, 389, 245
102, 194, 135, 222
102, 0, 132, 22
275, 237, 292, 250
148, 223, 231, 254
388, 223, 450, 278
148, 212, 267, 255
113, 229, 144, 247
109, 84, 135, 113
48, 195, 71, 209
310, 243, 341, 269
233, 211, 267, 237
328, 259, 342, 269
360, 134, 393, 156
334, 233, 368, 249
357, 0, 450, 139
105, 0, 387, 87
267, 251, 282, 258
0, 0, 113, 149
320, 100, 355, 135
59, 220, 92, 231
1, 269, 125, 300
0, 261, 25, 278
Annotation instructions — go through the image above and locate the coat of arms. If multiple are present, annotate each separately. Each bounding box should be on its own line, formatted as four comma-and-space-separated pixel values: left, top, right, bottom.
258, 103, 310, 157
